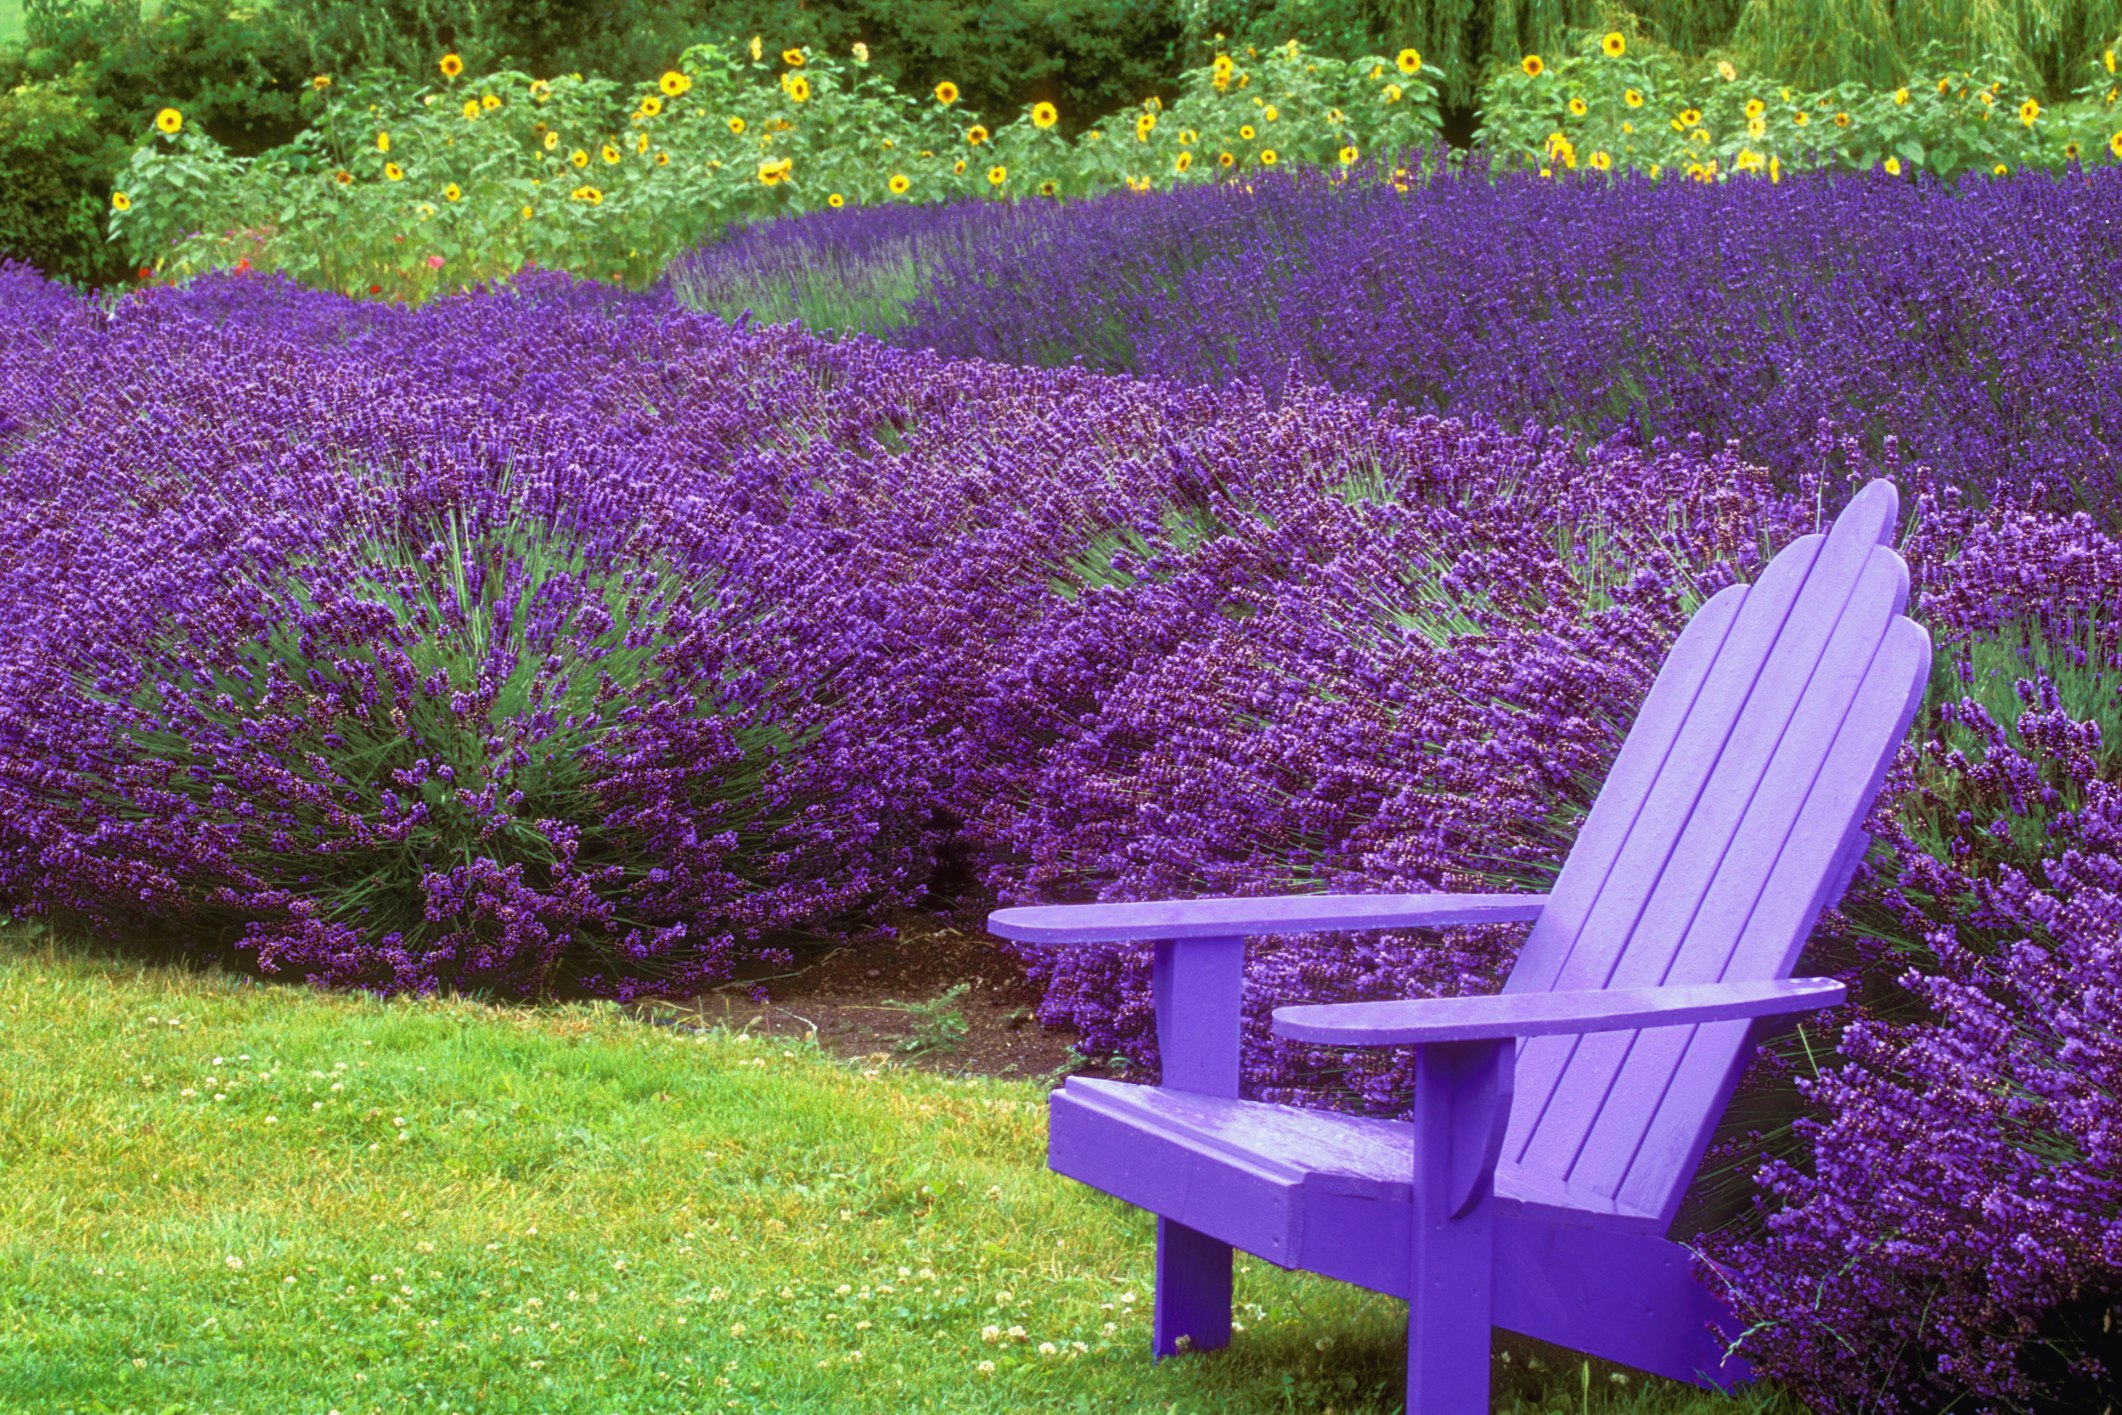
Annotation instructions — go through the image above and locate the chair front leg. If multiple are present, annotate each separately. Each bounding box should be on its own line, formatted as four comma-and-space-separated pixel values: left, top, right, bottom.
1406, 1036, 1513, 1414
1149, 934, 1244, 1359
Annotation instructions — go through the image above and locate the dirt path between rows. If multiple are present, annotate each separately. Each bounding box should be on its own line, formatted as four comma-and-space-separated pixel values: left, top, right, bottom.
633, 910, 1101, 1082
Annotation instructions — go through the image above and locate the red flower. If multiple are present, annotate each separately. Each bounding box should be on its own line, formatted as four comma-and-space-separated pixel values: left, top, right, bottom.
369, 284, 382, 294
137, 267, 152, 280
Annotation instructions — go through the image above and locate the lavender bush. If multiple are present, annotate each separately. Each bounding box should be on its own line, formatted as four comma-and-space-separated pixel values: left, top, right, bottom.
3, 223, 2118, 1408
0, 265, 944, 997
672, 157, 2122, 512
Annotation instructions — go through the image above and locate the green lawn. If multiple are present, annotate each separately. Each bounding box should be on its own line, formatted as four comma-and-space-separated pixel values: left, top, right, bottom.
0, 929, 1797, 1414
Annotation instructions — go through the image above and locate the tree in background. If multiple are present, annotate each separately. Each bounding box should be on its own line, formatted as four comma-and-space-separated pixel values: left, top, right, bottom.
1192, 0, 2122, 103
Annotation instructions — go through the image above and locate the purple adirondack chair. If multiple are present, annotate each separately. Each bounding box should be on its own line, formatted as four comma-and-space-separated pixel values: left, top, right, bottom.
989, 480, 1931, 1412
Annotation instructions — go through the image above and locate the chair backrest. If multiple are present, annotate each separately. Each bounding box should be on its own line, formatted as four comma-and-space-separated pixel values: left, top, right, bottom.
1497, 479, 1930, 1227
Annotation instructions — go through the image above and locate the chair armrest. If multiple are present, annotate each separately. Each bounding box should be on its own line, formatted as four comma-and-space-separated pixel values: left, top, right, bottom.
987, 892, 1546, 946
1270, 977, 1845, 1047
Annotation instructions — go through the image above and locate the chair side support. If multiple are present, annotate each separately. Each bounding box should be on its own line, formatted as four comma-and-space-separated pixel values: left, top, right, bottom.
1149, 934, 1245, 1359
1408, 1037, 1514, 1414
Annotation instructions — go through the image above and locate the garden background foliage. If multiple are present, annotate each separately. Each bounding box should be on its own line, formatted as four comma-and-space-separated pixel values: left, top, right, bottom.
12, 0, 2122, 288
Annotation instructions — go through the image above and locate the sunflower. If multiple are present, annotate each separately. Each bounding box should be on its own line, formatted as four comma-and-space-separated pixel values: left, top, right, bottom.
530, 79, 553, 102
601, 143, 620, 164
1747, 115, 1766, 140
935, 81, 959, 105
463, 99, 482, 120
443, 183, 462, 201
2064, 140, 2081, 159
543, 131, 559, 150
1180, 126, 1198, 143
1568, 96, 1587, 116
1521, 54, 1544, 77
729, 117, 747, 135
656, 150, 670, 165
987, 164, 1007, 186
1135, 112, 1156, 141
888, 172, 910, 194
2110, 130, 2122, 159
966, 124, 989, 145
1337, 144, 1357, 165
1884, 156, 1902, 175
1937, 76, 1951, 94
572, 149, 590, 167
1217, 150, 1234, 167
1262, 104, 1277, 121
1038, 178, 1059, 196
1239, 124, 1255, 140
1744, 98, 1764, 118
1601, 31, 1625, 57
637, 96, 662, 119
1211, 54, 1234, 80
439, 53, 464, 79
1624, 89, 1643, 107
483, 93, 502, 111
1593, 150, 1616, 171
384, 162, 405, 180
784, 74, 810, 102
660, 71, 691, 97
110, 191, 131, 211
749, 36, 762, 62
635, 132, 651, 154
1678, 107, 1701, 126
376, 131, 390, 152
2108, 48, 2118, 73
782, 47, 804, 66
1993, 162, 2008, 175
2019, 98, 2040, 125
1396, 47, 1421, 74
312, 75, 332, 91
572, 184, 602, 204
952, 159, 966, 174
1893, 87, 1909, 105
758, 157, 792, 185
828, 192, 845, 207
155, 107, 183, 134
1717, 60, 1737, 81
1260, 148, 1277, 165
1793, 110, 1809, 126
1833, 111, 1851, 127
1031, 102, 1058, 128
1175, 150, 1193, 172
333, 170, 352, 185
1382, 83, 1402, 103
521, 205, 533, 219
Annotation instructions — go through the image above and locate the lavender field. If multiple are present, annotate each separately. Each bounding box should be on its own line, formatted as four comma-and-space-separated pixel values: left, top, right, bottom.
674, 155, 2122, 509
0, 162, 2118, 1412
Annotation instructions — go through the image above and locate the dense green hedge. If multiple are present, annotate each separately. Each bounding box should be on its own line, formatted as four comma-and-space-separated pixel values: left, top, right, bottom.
0, 81, 128, 287
1194, 0, 2122, 107
9, 0, 2122, 288
2, 0, 1187, 286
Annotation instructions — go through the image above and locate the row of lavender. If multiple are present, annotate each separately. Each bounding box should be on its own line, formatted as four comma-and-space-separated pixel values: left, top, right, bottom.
671, 155, 2122, 513
0, 259, 2114, 1409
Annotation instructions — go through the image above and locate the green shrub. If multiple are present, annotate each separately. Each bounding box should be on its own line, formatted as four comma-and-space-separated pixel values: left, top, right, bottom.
111, 39, 1445, 297
278, 0, 1187, 132
0, 80, 126, 286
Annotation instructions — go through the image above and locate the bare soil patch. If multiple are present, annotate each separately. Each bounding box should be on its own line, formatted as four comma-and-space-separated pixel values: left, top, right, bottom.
634, 909, 1097, 1082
